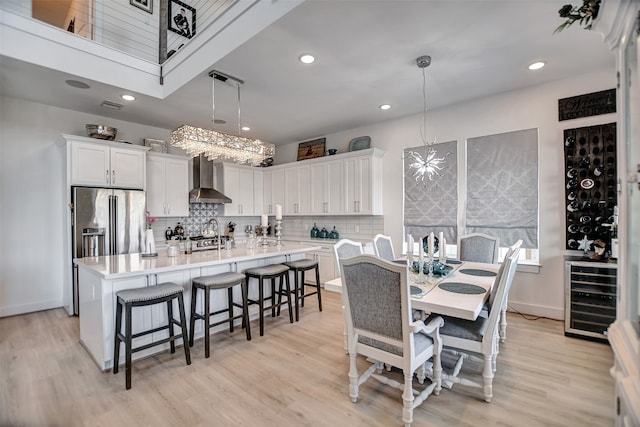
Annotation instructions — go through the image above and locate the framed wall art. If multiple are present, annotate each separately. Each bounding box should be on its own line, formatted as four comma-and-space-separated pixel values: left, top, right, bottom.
169, 0, 196, 39
297, 138, 326, 161
130, 0, 152, 14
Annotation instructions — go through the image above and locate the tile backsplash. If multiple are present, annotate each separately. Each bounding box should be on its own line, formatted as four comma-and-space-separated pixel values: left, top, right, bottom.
149, 203, 384, 244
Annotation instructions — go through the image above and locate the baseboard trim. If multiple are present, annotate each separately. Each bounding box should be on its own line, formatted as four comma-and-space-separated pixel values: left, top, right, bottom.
507, 301, 563, 321
0, 299, 64, 318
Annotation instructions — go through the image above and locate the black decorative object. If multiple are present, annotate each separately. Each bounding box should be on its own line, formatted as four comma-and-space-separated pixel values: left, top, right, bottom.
558, 89, 616, 121
130, 0, 152, 14
554, 0, 601, 33
564, 123, 617, 250
169, 0, 196, 39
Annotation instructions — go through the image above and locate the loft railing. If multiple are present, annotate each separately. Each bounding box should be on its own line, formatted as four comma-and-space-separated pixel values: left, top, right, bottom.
1, 0, 234, 64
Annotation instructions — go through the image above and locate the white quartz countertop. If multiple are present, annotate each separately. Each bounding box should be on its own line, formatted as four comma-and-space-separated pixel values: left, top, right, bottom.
74, 243, 321, 279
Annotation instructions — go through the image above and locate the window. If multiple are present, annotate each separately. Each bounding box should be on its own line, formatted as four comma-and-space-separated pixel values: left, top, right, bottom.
466, 128, 538, 249
404, 129, 539, 264
403, 140, 458, 243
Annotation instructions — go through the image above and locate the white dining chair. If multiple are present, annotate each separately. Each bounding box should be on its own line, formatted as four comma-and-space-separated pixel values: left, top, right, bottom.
497, 239, 522, 342
372, 234, 396, 261
478, 239, 523, 343
333, 238, 364, 276
424, 247, 520, 403
457, 233, 500, 264
340, 254, 444, 426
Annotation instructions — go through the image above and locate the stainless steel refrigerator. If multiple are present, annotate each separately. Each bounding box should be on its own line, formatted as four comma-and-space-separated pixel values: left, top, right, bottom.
71, 187, 146, 314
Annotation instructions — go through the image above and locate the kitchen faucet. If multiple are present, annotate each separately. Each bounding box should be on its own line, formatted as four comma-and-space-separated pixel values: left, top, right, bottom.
207, 217, 222, 251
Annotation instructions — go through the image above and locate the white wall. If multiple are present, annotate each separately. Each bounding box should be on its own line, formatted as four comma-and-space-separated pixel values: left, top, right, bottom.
277, 69, 617, 319
0, 69, 617, 319
0, 96, 173, 317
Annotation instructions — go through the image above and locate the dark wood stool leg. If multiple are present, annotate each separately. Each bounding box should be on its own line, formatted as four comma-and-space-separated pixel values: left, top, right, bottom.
204, 286, 211, 358
241, 279, 251, 341
113, 299, 122, 374
300, 269, 306, 308
284, 272, 293, 323
258, 277, 265, 337
271, 278, 277, 318
293, 270, 300, 321
167, 299, 175, 354
189, 283, 198, 347
315, 265, 322, 312
176, 293, 191, 365
125, 302, 133, 390
228, 287, 234, 333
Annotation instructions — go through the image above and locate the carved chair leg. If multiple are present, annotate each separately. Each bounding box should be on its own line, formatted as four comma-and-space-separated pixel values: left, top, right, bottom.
402, 372, 414, 427
348, 352, 359, 403
499, 309, 507, 343
482, 354, 494, 403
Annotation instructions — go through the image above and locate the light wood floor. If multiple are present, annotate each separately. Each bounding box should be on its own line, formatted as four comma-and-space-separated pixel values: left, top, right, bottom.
1, 292, 614, 426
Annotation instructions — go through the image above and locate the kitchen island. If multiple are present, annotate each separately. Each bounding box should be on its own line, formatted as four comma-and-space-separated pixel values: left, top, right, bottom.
75, 243, 320, 370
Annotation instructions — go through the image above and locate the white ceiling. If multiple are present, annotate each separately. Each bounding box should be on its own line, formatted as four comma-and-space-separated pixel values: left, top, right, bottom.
0, 1, 615, 145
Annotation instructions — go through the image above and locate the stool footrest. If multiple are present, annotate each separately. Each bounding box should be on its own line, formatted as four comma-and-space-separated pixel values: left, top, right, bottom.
128, 320, 182, 340
130, 334, 185, 354
209, 313, 246, 328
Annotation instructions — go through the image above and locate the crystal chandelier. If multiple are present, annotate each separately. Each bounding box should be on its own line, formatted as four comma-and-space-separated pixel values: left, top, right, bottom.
171, 70, 275, 167
407, 55, 448, 182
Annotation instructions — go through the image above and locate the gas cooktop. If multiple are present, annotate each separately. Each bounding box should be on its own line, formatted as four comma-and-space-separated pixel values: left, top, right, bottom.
189, 235, 229, 250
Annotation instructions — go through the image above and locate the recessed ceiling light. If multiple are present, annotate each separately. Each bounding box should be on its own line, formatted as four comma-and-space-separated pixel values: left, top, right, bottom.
299, 54, 315, 64
242, 126, 250, 131
528, 61, 545, 70
121, 94, 135, 101
65, 79, 90, 89
379, 104, 391, 110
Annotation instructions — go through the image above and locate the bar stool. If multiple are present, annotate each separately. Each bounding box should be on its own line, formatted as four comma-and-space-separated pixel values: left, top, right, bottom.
244, 264, 293, 336
189, 272, 251, 358
283, 259, 322, 321
113, 282, 191, 390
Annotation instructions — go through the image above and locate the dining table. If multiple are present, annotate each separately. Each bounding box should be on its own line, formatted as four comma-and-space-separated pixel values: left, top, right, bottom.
408, 260, 500, 321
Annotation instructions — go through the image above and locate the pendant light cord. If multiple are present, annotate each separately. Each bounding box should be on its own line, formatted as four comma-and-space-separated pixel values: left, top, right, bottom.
237, 84, 242, 136
211, 76, 216, 128
421, 66, 429, 146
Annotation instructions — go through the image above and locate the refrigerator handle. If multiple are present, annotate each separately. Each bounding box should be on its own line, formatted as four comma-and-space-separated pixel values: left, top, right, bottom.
110, 195, 118, 254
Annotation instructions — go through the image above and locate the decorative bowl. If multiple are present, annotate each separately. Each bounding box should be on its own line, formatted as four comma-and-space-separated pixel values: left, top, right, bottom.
86, 124, 118, 140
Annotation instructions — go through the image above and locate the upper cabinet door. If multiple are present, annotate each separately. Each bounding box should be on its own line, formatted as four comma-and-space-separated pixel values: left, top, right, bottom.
164, 157, 189, 217
146, 155, 166, 216
71, 142, 110, 186
110, 147, 145, 189
344, 153, 383, 215
284, 165, 310, 215
218, 163, 260, 216
263, 170, 274, 215
310, 160, 343, 215
270, 169, 286, 213
146, 154, 189, 217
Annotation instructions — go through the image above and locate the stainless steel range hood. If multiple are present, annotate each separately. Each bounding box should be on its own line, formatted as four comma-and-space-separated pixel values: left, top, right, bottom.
190, 154, 232, 204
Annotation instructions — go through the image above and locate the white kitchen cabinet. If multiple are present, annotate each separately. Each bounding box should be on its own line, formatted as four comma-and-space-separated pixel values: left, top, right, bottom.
592, 2, 640, 426
146, 153, 189, 217
310, 160, 344, 214
265, 148, 384, 217
263, 168, 285, 215
284, 165, 310, 215
216, 163, 263, 216
308, 245, 338, 284
343, 151, 383, 215
70, 139, 147, 189
263, 169, 273, 215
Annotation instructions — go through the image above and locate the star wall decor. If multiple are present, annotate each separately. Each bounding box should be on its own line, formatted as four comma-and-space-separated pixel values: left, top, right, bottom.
577, 234, 594, 252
